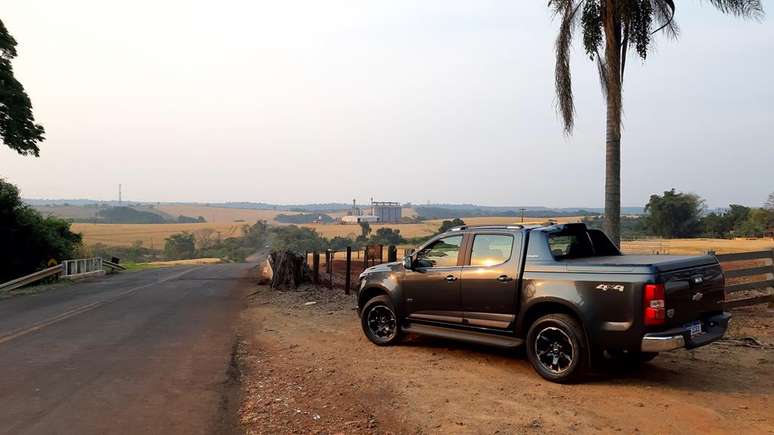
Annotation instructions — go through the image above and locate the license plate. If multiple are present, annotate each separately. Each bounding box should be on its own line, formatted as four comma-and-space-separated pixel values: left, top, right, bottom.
684, 320, 702, 337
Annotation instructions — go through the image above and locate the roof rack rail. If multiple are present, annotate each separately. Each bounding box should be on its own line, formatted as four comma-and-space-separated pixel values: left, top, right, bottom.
449, 224, 524, 231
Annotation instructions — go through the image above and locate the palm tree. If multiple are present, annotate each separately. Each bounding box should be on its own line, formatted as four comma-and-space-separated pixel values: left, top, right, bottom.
548, 0, 763, 247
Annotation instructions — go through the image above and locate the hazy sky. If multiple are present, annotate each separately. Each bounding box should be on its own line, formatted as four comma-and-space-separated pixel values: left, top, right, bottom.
2, 1, 772, 208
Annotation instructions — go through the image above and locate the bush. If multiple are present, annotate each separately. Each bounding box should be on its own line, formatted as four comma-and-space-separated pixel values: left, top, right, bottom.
438, 218, 465, 233
164, 232, 196, 260
87, 241, 159, 263
177, 215, 206, 223
269, 225, 326, 253
0, 179, 82, 282
369, 227, 405, 246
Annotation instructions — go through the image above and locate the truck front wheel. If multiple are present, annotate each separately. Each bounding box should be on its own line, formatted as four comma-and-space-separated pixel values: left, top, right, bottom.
361, 295, 402, 346
526, 314, 588, 383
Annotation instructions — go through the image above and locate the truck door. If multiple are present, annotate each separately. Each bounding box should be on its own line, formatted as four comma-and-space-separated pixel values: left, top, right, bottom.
460, 233, 521, 329
403, 234, 465, 324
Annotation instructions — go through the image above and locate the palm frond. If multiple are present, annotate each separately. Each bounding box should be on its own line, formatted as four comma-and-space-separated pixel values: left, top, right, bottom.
705, 0, 764, 19
554, 0, 582, 134
651, 0, 679, 37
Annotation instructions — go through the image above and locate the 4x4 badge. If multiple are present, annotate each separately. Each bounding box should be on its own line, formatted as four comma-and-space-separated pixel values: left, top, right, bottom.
595, 284, 624, 292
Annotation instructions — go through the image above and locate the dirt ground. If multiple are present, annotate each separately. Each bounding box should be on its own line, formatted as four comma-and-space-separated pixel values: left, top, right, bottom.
237, 286, 774, 435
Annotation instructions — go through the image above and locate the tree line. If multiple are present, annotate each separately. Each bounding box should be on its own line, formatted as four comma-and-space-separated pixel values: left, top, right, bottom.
583, 189, 774, 239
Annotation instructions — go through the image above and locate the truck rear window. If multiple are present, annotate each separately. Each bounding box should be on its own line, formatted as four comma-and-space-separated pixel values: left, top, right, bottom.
547, 226, 620, 259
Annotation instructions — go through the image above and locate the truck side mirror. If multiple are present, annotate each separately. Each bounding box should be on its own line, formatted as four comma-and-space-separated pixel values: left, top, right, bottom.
402, 255, 414, 270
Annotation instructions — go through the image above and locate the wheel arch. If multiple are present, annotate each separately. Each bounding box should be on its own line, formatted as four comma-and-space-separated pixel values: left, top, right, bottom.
517, 298, 588, 340
358, 285, 398, 314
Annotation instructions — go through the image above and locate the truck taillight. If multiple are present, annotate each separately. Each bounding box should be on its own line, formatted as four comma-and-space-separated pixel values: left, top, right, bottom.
644, 283, 665, 326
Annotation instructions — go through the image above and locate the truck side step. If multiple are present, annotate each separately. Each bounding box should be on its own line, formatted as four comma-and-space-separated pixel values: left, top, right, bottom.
402, 323, 524, 348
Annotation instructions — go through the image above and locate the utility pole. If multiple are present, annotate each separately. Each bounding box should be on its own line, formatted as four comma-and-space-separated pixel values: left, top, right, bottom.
520, 208, 526, 223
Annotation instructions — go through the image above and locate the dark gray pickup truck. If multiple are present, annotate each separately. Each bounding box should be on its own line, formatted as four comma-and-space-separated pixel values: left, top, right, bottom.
356, 223, 730, 382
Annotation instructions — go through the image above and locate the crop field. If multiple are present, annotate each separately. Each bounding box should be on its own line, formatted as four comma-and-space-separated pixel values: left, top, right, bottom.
157, 205, 290, 224
622, 237, 774, 255
71, 222, 246, 248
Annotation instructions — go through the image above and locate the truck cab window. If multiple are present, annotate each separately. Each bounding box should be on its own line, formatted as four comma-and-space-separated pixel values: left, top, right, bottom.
415, 235, 463, 268
470, 235, 513, 266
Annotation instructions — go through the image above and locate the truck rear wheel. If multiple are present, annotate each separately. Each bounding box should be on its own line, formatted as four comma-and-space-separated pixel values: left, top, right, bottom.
526, 314, 588, 383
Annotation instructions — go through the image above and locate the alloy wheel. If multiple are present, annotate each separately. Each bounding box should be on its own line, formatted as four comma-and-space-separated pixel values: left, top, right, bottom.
534, 326, 575, 374
366, 305, 397, 341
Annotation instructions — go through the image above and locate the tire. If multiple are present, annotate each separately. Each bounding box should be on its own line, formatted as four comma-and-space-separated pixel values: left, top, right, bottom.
361, 295, 402, 346
526, 314, 588, 383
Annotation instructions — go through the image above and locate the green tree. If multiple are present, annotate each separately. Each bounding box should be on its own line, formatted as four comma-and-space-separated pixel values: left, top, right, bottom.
548, 0, 763, 247
269, 225, 326, 253
369, 228, 405, 246
0, 19, 45, 156
700, 204, 751, 237
164, 232, 196, 259
643, 189, 704, 238
438, 218, 465, 233
1, 178, 81, 282
736, 208, 771, 237
328, 236, 356, 250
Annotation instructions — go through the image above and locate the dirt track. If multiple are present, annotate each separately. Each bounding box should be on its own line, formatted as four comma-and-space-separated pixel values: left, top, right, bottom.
238, 287, 774, 435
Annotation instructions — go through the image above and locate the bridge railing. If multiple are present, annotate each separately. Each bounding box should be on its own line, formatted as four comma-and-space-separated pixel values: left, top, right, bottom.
61, 258, 105, 278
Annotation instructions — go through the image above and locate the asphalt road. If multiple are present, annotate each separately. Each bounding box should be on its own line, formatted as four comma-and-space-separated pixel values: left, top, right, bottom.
0, 264, 253, 435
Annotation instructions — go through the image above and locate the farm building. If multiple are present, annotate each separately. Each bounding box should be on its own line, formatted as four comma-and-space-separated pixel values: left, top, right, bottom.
371, 201, 401, 223
341, 215, 380, 224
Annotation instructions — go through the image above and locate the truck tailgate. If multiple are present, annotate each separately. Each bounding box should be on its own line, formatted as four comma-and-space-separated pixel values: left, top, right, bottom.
661, 262, 725, 326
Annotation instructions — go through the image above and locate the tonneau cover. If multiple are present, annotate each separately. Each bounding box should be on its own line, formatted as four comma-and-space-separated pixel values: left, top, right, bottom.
561, 255, 718, 273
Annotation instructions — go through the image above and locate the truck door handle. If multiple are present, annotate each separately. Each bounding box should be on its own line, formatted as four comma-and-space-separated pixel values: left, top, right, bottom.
497, 275, 513, 282
445, 275, 458, 282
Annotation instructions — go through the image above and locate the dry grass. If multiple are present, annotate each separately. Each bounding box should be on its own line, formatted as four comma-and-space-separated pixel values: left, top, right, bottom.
143, 258, 223, 266
622, 238, 774, 255
157, 205, 289, 224
72, 223, 246, 248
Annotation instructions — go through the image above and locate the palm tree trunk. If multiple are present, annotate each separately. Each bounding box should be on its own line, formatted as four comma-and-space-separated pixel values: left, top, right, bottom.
603, 0, 622, 248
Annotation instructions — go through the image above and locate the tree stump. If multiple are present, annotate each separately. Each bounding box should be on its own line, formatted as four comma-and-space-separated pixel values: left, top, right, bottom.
267, 251, 311, 290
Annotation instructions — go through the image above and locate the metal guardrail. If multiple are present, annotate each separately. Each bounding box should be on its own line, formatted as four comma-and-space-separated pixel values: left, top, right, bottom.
62, 258, 104, 278
102, 260, 126, 271
714, 250, 774, 309
0, 257, 128, 294
0, 265, 63, 293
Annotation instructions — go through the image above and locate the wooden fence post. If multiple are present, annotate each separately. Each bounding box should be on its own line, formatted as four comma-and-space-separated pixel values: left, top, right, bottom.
345, 247, 352, 295
770, 248, 774, 309
312, 251, 320, 284
326, 249, 333, 289
387, 245, 397, 262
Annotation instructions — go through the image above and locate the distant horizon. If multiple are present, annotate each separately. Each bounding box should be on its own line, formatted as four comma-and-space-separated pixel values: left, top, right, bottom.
22, 196, 752, 212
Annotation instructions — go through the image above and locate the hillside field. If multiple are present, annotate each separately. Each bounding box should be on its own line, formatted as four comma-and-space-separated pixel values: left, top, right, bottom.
622, 238, 774, 255
71, 222, 246, 248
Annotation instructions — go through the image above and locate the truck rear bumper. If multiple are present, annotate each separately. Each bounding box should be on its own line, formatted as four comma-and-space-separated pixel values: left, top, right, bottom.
641, 312, 731, 353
